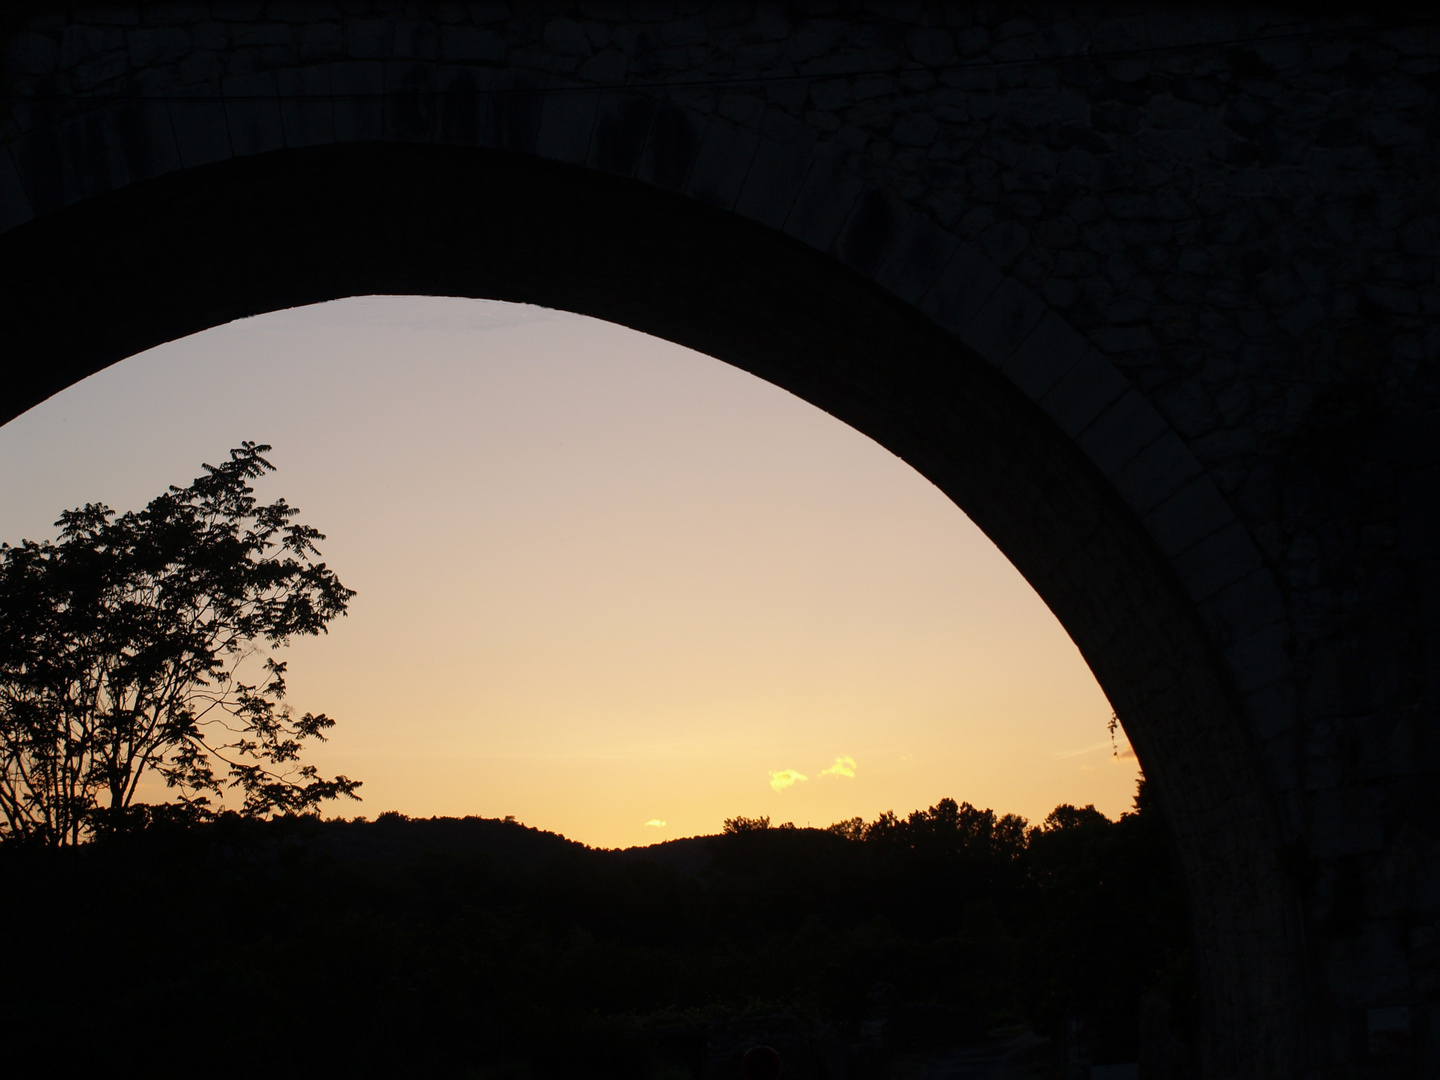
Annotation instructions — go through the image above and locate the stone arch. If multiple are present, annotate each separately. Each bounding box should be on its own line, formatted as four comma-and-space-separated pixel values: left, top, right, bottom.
0, 76, 1298, 804
13, 4, 1436, 1073
0, 132, 1303, 1075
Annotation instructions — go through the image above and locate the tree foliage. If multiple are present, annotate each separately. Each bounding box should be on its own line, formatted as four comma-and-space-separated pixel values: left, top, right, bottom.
0, 443, 360, 845
722, 813, 772, 834
0, 785, 1190, 1077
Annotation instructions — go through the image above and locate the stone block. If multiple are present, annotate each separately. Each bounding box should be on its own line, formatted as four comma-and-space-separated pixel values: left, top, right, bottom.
544, 17, 591, 56
893, 112, 939, 148
1091, 324, 1156, 353
790, 21, 841, 63
1110, 430, 1204, 518
635, 104, 703, 192
232, 23, 293, 48
469, 2, 509, 24
441, 25, 505, 63
837, 189, 908, 279
70, 48, 130, 92
1350, 924, 1412, 1001
733, 136, 810, 231
1259, 732, 1300, 800
277, 65, 335, 148
1200, 568, 1288, 645
1223, 621, 1291, 697
1000, 309, 1089, 401
167, 92, 233, 167
536, 89, 601, 166
917, 242, 1004, 343
1167, 516, 1264, 602
1145, 475, 1238, 561
296, 22, 343, 62
1034, 19, 1087, 60
268, 1, 344, 19
0, 150, 35, 233
138, 2, 206, 22
391, 20, 438, 61
177, 49, 223, 85
223, 73, 286, 157
114, 98, 182, 181
74, 5, 143, 25
61, 25, 123, 70
1311, 787, 1385, 859
959, 276, 1045, 368
1244, 679, 1298, 743
782, 150, 864, 254
904, 26, 954, 67
1074, 388, 1169, 476
685, 118, 759, 210
128, 26, 190, 67
578, 47, 627, 85
345, 18, 390, 59
661, 15, 706, 46
8, 32, 60, 76
1037, 349, 1129, 438
849, 74, 898, 105
16, 111, 133, 211
385, 62, 437, 142
329, 61, 385, 142
809, 78, 851, 112
873, 213, 959, 308
436, 66, 485, 146
587, 91, 656, 177
802, 47, 902, 79
212, 2, 262, 18
483, 75, 544, 155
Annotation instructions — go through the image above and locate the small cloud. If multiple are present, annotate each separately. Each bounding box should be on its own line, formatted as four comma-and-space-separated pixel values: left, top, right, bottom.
821, 755, 857, 778
769, 769, 808, 792
1054, 741, 1111, 760
644, 819, 667, 828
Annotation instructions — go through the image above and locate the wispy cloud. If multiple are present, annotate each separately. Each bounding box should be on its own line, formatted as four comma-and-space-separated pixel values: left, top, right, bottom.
644, 819, 667, 828
1053, 741, 1112, 760
769, 769, 808, 792
821, 755, 857, 778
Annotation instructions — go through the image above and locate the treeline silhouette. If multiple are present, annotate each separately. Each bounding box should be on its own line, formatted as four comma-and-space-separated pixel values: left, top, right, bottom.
0, 785, 1189, 1079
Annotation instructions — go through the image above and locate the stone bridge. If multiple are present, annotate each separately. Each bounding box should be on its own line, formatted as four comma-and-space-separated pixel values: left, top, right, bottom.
1, 2, 1436, 1075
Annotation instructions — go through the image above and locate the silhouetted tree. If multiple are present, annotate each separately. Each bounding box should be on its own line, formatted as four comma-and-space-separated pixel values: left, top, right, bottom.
863, 798, 1028, 891
723, 814, 771, 833
0, 443, 359, 845
1019, 789, 1189, 1063
826, 816, 865, 841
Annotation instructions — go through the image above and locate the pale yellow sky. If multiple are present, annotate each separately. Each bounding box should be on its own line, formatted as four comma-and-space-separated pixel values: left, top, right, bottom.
0, 297, 1138, 848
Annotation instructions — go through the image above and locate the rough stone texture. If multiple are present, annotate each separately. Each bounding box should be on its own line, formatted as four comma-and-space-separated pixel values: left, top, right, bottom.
1, 2, 1438, 1077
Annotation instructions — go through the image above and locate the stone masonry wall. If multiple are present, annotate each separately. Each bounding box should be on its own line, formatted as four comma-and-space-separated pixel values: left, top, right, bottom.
3, 2, 1439, 1075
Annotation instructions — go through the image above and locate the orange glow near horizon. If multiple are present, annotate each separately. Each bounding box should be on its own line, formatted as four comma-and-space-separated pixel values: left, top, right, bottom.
0, 297, 1139, 849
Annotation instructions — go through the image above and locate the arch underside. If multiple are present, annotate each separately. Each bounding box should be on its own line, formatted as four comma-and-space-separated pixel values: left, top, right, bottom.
0, 142, 1307, 1073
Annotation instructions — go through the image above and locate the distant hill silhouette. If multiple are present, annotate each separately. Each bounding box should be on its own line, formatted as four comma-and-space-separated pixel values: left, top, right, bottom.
0, 795, 1188, 1079
617, 833, 717, 877
309, 812, 588, 867
302, 813, 841, 882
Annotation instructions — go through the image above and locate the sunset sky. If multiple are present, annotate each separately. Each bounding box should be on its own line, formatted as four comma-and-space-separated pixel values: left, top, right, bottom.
0, 297, 1137, 849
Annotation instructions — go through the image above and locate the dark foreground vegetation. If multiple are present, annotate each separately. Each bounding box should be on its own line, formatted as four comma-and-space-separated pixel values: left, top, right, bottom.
0, 785, 1189, 1079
